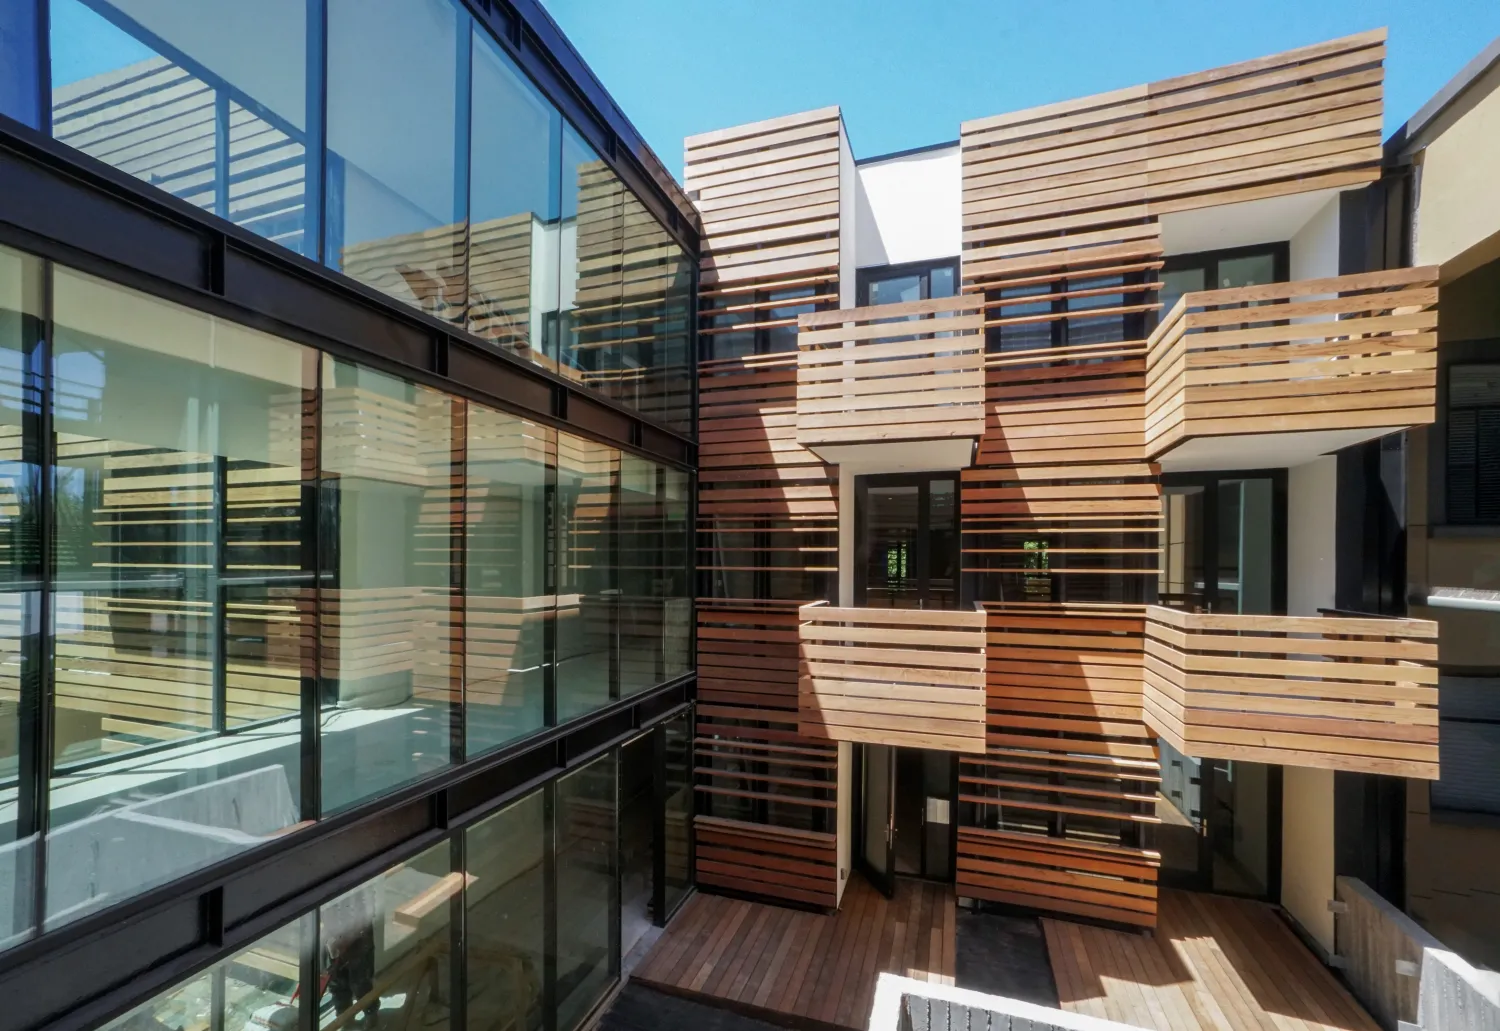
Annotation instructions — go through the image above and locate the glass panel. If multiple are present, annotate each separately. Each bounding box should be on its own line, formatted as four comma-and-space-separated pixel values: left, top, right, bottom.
1159, 487, 1205, 610
555, 751, 616, 1031
1158, 267, 1206, 325
1446, 365, 1500, 524
1221, 477, 1274, 615
862, 484, 919, 608
560, 127, 622, 394
929, 479, 957, 610
662, 713, 691, 916
1216, 254, 1276, 290
556, 433, 617, 722
326, 0, 465, 320
618, 457, 690, 695
468, 28, 562, 367
465, 405, 551, 757
1210, 759, 1271, 897
320, 357, 457, 812
867, 275, 921, 307
466, 790, 545, 1031
318, 841, 453, 1030
861, 744, 891, 876
103, 919, 307, 1031
0, 245, 41, 951
48, 267, 311, 928
619, 733, 653, 959
930, 266, 956, 299
0, 2, 40, 128
50, 0, 312, 253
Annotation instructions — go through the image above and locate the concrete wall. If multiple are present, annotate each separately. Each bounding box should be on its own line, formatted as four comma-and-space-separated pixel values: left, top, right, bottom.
852, 145, 961, 270
1413, 58, 1500, 277
1283, 765, 1336, 956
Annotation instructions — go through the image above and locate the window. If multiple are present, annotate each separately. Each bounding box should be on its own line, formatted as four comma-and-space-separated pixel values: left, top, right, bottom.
48, 266, 314, 928
466, 790, 545, 1031
1446, 363, 1500, 524
855, 258, 958, 308
0, 2, 40, 127
326, 0, 466, 318
50, 0, 314, 253
556, 433, 618, 723
319, 358, 460, 812
1157, 244, 1287, 325
555, 751, 617, 1031
1431, 677, 1500, 816
987, 271, 1152, 353
468, 27, 563, 365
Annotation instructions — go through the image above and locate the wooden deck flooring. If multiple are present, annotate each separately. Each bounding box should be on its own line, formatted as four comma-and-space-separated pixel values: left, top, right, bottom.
1045, 890, 1379, 1031
633, 876, 955, 1031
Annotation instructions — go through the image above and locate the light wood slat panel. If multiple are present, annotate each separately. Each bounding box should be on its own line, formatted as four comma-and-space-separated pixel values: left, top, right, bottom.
957, 604, 1161, 928
1144, 267, 1440, 455
793, 296, 986, 453
693, 816, 839, 908
796, 603, 987, 753
1142, 606, 1440, 779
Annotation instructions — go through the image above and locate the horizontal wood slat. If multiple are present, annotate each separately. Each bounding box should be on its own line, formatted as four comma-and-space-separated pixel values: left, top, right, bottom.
959, 826, 1161, 928
797, 602, 987, 752
698, 599, 802, 711
693, 815, 839, 908
1142, 606, 1440, 778
794, 296, 986, 454
1144, 267, 1440, 456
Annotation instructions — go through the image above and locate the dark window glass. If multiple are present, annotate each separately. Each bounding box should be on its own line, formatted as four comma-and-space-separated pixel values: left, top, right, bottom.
466, 405, 552, 756
0, 2, 40, 128
319, 357, 458, 812
619, 733, 653, 957
0, 245, 41, 949
48, 266, 313, 928
466, 789, 545, 1031
326, 0, 465, 318
663, 712, 692, 915
555, 751, 616, 1031
1447, 364, 1500, 524
103, 920, 308, 1031
318, 841, 453, 1030
468, 29, 561, 366
50, 0, 313, 253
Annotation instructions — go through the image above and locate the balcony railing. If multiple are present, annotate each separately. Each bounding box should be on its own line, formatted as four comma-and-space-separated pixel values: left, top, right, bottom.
797, 602, 988, 752
1143, 606, 1440, 778
1144, 267, 1439, 461
795, 296, 985, 460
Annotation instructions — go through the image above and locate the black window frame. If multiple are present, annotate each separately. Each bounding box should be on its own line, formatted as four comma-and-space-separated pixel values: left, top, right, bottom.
1440, 353, 1500, 527
854, 257, 959, 308
1155, 241, 1291, 328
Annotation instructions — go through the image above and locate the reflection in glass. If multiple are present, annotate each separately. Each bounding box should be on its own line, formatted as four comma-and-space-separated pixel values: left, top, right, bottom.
556, 433, 617, 722
326, 0, 466, 319
0, 245, 40, 949
49, 0, 313, 253
619, 457, 690, 694
466, 405, 551, 756
320, 358, 458, 812
619, 733, 653, 958
1158, 267, 1206, 324
0, 2, 40, 128
469, 28, 563, 367
1159, 487, 1206, 611
556, 751, 616, 1031
48, 267, 311, 928
560, 128, 621, 392
466, 790, 545, 1031
103, 919, 307, 1031
319, 841, 453, 1030
662, 714, 691, 916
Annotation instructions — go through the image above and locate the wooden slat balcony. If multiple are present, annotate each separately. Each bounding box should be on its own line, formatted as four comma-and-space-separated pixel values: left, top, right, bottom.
1142, 606, 1440, 778
795, 296, 985, 469
798, 603, 988, 752
1144, 267, 1439, 470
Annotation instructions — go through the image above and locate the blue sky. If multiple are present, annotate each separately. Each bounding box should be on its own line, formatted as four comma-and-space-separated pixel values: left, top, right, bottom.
545, 0, 1500, 180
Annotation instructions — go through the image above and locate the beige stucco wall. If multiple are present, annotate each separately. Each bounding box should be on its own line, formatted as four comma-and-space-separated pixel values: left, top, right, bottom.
1405, 781, 1500, 969
1282, 765, 1336, 954
1413, 59, 1500, 276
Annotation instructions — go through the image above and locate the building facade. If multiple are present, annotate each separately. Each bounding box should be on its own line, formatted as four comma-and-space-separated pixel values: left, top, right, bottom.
0, 5, 1496, 1031
0, 2, 698, 1030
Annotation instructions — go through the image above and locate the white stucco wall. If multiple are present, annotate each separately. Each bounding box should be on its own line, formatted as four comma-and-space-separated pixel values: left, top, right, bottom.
1287, 456, 1338, 616
1290, 196, 1341, 282
852, 145, 961, 270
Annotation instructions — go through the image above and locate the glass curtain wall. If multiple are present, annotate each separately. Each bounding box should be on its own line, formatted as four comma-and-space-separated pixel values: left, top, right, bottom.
0, 240, 692, 952
34, 0, 693, 432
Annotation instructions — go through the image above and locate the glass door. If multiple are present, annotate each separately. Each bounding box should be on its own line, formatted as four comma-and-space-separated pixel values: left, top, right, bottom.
859, 744, 896, 897
856, 473, 960, 609
1158, 471, 1284, 614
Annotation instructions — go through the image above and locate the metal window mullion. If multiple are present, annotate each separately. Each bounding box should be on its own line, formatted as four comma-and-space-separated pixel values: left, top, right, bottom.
211, 454, 228, 733
307, 0, 328, 264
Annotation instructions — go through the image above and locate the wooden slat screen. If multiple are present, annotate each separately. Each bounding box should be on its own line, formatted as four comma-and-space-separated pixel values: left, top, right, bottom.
1144, 267, 1440, 456
797, 603, 987, 753
957, 603, 1161, 928
794, 296, 985, 451
1143, 606, 1440, 779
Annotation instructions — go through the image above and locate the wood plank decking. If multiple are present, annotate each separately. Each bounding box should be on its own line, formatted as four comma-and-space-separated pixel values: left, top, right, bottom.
633, 876, 954, 1031
1045, 890, 1379, 1031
